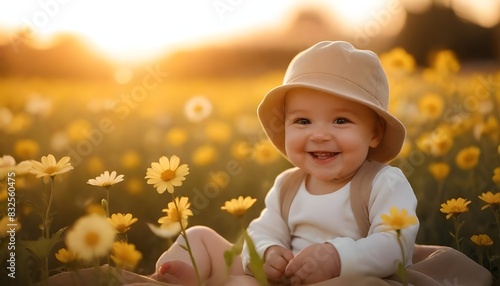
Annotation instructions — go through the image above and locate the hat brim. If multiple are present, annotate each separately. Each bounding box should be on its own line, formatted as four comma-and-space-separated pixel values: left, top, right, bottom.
257, 73, 406, 163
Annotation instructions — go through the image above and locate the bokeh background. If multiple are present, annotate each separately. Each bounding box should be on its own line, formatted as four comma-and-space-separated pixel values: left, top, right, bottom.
0, 0, 499, 283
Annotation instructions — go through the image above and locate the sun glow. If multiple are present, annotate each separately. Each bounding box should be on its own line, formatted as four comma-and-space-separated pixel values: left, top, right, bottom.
0, 0, 496, 62
326, 0, 407, 37
0, 0, 295, 62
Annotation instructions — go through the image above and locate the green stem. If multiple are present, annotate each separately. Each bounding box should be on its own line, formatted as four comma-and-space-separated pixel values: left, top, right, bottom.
172, 194, 202, 286
477, 248, 484, 266
493, 208, 500, 240
42, 257, 49, 286
106, 188, 110, 218
453, 216, 462, 252
44, 177, 55, 239
396, 231, 408, 286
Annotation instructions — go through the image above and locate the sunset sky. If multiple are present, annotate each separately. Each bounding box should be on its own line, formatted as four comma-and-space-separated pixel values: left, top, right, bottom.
0, 0, 498, 61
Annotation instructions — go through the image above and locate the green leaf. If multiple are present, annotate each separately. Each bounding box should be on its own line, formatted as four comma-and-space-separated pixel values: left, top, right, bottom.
395, 262, 408, 285
242, 229, 267, 286
22, 227, 66, 261
179, 244, 188, 252
22, 238, 52, 261
223, 248, 235, 273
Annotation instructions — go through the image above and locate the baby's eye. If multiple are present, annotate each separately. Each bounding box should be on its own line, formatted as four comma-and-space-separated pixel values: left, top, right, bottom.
294, 118, 311, 125
333, 118, 350, 124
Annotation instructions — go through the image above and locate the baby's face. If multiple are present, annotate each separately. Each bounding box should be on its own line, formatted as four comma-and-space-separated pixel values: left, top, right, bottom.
284, 88, 383, 185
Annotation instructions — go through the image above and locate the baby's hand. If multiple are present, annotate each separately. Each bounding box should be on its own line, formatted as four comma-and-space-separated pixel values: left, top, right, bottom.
284, 243, 340, 285
263, 245, 294, 283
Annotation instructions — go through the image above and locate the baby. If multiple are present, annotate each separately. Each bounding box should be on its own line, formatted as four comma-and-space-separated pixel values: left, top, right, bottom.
154, 41, 419, 285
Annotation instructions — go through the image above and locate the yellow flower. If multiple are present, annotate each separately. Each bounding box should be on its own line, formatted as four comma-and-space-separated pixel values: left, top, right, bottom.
110, 241, 142, 270
30, 154, 73, 183
121, 150, 141, 169
209, 171, 229, 189
418, 93, 444, 120
474, 115, 499, 141
205, 120, 232, 144
432, 50, 460, 74
380, 207, 418, 231
0, 155, 15, 169
164, 127, 188, 147
455, 146, 480, 170
87, 171, 124, 189
65, 214, 116, 262
493, 167, 500, 185
428, 162, 450, 181
470, 234, 493, 247
107, 213, 138, 233
85, 203, 107, 216
478, 191, 500, 210
380, 47, 416, 74
417, 126, 454, 157
252, 140, 280, 165
440, 198, 472, 219
55, 248, 79, 264
231, 141, 251, 161
0, 155, 32, 178
145, 155, 189, 194
14, 139, 39, 160
192, 144, 217, 166
429, 128, 453, 157
13, 160, 33, 176
221, 196, 257, 217
4, 113, 32, 134
147, 222, 181, 239
184, 95, 213, 122
158, 196, 193, 224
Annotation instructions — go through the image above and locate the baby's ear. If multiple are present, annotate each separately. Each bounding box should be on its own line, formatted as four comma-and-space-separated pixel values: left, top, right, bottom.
369, 117, 385, 148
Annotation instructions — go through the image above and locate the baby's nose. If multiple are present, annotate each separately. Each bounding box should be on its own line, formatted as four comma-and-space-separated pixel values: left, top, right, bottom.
310, 129, 333, 141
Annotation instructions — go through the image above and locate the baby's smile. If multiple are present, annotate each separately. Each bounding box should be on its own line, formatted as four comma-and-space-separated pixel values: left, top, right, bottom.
309, 152, 339, 160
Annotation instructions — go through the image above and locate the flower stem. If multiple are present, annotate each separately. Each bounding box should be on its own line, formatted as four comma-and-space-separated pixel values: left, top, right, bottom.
44, 177, 55, 239
452, 216, 462, 252
106, 188, 110, 218
396, 231, 408, 286
42, 257, 49, 286
493, 208, 500, 240
172, 194, 202, 286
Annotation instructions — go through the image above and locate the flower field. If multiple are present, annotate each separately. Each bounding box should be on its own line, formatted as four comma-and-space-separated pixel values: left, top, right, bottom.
0, 48, 499, 284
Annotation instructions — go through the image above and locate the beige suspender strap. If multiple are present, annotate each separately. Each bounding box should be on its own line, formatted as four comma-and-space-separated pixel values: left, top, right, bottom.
349, 160, 386, 237
278, 160, 387, 237
279, 167, 306, 225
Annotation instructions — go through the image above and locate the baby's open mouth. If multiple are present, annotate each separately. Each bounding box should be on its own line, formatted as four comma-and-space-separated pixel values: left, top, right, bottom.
310, 152, 339, 159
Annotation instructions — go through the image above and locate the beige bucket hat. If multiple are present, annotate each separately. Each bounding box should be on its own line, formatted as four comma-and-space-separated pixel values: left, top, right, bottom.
257, 41, 406, 163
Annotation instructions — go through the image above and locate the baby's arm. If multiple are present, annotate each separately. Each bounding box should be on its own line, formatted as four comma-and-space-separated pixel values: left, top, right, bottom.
284, 242, 340, 284
242, 169, 296, 277
329, 167, 419, 277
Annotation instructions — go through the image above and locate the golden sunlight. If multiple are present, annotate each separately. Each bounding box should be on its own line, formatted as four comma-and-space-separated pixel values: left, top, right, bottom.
1, 0, 497, 62
325, 0, 407, 37
0, 0, 295, 61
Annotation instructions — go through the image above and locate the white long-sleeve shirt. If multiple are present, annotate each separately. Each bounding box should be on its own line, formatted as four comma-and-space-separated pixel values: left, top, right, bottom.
242, 165, 419, 278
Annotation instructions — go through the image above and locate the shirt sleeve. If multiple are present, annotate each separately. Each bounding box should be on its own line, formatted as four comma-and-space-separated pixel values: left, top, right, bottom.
241, 169, 294, 273
327, 166, 419, 278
